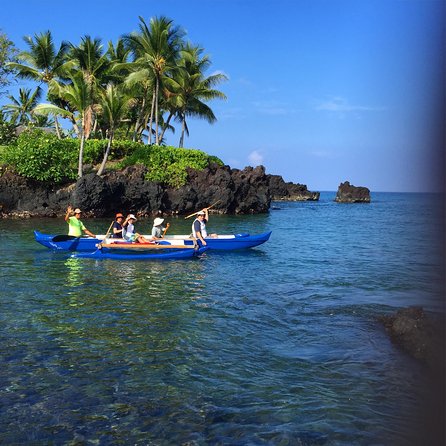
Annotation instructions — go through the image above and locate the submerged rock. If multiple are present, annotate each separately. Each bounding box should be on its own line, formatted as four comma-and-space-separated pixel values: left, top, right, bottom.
335, 181, 370, 203
379, 306, 445, 370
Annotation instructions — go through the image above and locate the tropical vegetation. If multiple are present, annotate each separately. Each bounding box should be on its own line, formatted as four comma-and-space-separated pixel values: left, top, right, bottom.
0, 17, 227, 183
2, 129, 223, 186
0, 30, 18, 96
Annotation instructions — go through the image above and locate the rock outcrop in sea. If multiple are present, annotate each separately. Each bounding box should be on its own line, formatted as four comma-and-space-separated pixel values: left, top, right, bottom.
267, 175, 320, 201
0, 164, 320, 218
335, 181, 371, 203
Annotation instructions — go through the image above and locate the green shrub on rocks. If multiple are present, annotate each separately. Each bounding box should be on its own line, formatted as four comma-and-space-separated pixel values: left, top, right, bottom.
4, 130, 78, 182
0, 117, 16, 146
119, 145, 224, 187
84, 139, 143, 165
3, 129, 223, 186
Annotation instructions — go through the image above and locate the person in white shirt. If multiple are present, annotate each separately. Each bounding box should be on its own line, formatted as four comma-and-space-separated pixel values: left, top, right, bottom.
122, 214, 148, 243
151, 217, 170, 240
192, 208, 217, 245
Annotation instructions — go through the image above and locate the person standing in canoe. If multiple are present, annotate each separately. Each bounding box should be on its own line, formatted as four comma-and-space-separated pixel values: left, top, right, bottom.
111, 213, 125, 238
192, 208, 217, 245
151, 217, 170, 240
64, 206, 95, 238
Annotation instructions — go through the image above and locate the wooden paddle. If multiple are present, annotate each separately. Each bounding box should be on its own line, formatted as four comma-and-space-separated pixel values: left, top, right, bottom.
162, 223, 170, 238
103, 220, 115, 241
184, 200, 221, 219
99, 242, 195, 250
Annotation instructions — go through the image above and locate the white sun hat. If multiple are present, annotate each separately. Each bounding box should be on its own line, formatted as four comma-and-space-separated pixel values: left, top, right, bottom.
153, 217, 164, 226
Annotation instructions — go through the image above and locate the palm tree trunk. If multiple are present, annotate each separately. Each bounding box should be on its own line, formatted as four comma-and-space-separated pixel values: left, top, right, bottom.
78, 131, 85, 178
70, 116, 80, 136
147, 90, 156, 144
97, 130, 113, 176
54, 117, 62, 139
155, 76, 160, 145
92, 115, 98, 137
133, 96, 146, 142
179, 115, 186, 148
159, 112, 173, 142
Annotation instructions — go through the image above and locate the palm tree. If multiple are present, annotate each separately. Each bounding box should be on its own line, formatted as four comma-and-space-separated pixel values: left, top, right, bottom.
122, 68, 155, 142
6, 31, 70, 137
68, 35, 112, 138
97, 83, 129, 176
163, 43, 227, 147
3, 86, 42, 125
106, 38, 131, 77
123, 16, 184, 144
69, 35, 110, 88
34, 72, 95, 177
0, 30, 18, 97
6, 31, 70, 84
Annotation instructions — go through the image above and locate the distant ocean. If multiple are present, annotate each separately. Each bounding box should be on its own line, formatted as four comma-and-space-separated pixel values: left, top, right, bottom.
0, 192, 444, 445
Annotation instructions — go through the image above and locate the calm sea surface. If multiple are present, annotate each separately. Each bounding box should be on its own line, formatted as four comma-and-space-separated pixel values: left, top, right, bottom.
0, 192, 444, 445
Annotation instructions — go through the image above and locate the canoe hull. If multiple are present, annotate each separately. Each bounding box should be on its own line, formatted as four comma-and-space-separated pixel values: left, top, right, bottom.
174, 231, 272, 250
34, 231, 99, 252
73, 246, 208, 260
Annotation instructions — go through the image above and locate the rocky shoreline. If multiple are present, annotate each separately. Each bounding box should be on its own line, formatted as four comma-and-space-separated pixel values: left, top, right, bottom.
0, 164, 320, 218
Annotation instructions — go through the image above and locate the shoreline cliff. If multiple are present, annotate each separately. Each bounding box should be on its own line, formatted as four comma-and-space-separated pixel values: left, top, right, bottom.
0, 164, 319, 218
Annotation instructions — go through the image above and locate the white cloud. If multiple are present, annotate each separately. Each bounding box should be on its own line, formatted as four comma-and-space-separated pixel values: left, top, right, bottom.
237, 77, 253, 86
248, 150, 264, 166
218, 107, 246, 120
314, 96, 385, 113
252, 100, 288, 116
309, 150, 338, 159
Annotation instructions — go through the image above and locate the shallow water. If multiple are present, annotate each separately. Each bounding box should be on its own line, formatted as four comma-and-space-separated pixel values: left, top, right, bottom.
0, 192, 444, 444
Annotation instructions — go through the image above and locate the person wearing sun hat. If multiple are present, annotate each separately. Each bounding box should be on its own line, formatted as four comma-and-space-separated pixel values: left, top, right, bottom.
64, 205, 95, 238
151, 217, 170, 240
123, 213, 148, 243
111, 212, 125, 238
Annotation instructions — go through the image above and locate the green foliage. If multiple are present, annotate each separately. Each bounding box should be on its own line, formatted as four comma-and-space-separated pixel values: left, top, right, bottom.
0, 115, 16, 145
0, 145, 7, 162
0, 30, 18, 95
83, 139, 143, 164
4, 129, 77, 182
2, 128, 223, 186
119, 144, 223, 187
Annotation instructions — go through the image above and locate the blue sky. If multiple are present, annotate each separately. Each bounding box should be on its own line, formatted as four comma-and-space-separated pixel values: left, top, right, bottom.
1, 0, 444, 192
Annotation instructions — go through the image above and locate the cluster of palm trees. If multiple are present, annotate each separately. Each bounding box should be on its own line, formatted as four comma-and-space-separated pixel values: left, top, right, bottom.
3, 16, 227, 177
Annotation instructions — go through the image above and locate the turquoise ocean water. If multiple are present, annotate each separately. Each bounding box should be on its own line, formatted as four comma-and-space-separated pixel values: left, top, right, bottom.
0, 192, 444, 445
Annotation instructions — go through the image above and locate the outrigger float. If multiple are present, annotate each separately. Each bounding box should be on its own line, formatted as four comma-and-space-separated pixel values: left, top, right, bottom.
33, 230, 272, 253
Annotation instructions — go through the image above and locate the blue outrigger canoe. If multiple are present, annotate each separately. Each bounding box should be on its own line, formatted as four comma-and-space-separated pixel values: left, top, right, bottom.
34, 230, 272, 252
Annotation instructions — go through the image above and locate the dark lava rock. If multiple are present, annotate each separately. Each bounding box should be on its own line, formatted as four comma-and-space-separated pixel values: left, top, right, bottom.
0, 164, 279, 217
379, 306, 446, 445
335, 181, 370, 203
267, 174, 320, 201
379, 306, 445, 369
